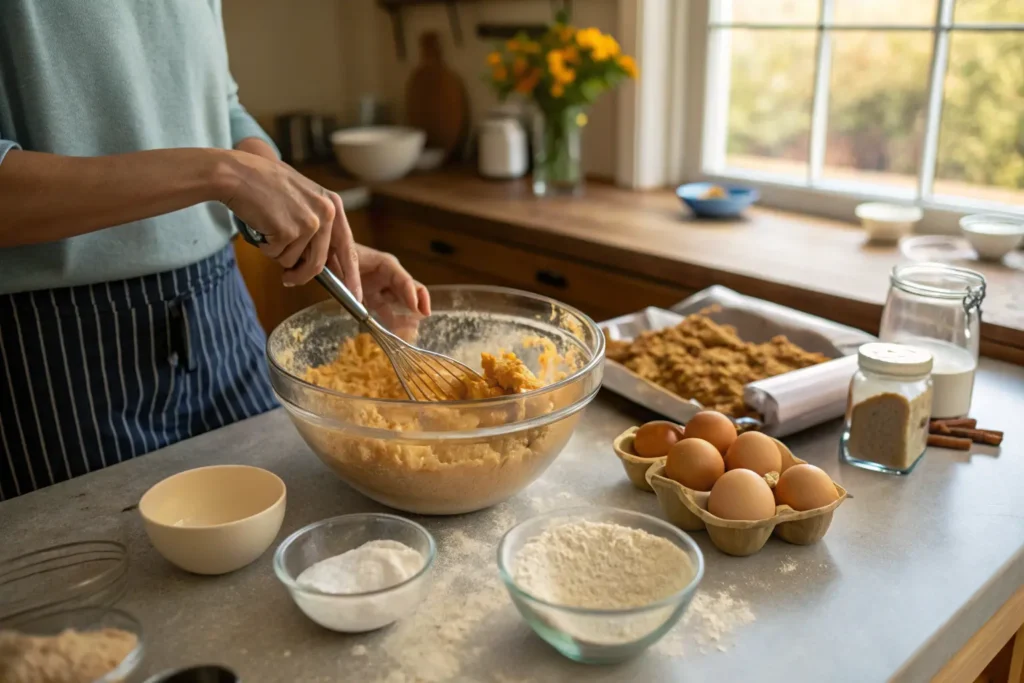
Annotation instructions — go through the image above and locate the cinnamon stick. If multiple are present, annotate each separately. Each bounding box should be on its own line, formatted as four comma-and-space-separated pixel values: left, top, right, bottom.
946, 427, 1004, 446
930, 418, 977, 430
927, 434, 972, 450
930, 422, 952, 435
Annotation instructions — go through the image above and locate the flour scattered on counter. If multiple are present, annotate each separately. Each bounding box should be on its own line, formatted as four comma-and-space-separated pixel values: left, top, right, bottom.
779, 558, 798, 574
351, 645, 367, 657
654, 586, 757, 657
371, 504, 518, 683
683, 589, 756, 650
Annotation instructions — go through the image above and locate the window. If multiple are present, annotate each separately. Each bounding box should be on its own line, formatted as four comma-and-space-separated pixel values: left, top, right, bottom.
701, 0, 1024, 212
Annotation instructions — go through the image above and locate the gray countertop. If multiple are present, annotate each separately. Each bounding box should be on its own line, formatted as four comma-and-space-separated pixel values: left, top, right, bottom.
4, 362, 1024, 683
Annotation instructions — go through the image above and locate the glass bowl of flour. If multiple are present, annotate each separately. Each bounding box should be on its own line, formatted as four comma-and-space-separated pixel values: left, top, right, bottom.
497, 506, 704, 663
274, 513, 436, 632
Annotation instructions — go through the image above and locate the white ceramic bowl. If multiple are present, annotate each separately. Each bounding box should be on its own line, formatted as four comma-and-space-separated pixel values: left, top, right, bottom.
139, 465, 286, 575
273, 513, 435, 633
959, 213, 1024, 261
330, 126, 426, 182
855, 202, 924, 243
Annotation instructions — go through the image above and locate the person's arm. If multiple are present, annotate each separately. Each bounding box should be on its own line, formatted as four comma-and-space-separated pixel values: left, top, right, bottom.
0, 144, 344, 286
0, 147, 233, 246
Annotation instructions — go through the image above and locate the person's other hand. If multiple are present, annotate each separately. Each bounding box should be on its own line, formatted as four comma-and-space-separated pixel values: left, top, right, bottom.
221, 151, 361, 295
357, 245, 431, 319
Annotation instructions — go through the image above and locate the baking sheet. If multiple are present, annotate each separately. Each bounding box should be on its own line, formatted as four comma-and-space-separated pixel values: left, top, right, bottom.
599, 286, 876, 435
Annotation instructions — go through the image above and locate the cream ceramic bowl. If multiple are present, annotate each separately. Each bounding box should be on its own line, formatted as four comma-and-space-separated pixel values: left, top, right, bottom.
959, 213, 1024, 261
855, 202, 924, 243
330, 126, 426, 182
139, 465, 286, 575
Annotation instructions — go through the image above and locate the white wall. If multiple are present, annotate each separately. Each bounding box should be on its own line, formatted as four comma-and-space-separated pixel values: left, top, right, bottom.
221, 0, 348, 116
223, 0, 621, 178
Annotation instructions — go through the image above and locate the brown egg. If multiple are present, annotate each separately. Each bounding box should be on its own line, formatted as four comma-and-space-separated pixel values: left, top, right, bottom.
775, 464, 839, 511
724, 432, 783, 476
683, 411, 737, 455
632, 421, 685, 458
708, 469, 777, 521
665, 438, 724, 491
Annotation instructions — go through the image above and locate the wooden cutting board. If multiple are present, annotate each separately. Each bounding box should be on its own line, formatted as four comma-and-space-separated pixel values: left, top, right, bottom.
405, 31, 469, 161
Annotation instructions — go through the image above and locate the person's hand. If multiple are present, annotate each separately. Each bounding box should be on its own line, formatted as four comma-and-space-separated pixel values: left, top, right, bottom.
357, 245, 431, 319
221, 151, 361, 295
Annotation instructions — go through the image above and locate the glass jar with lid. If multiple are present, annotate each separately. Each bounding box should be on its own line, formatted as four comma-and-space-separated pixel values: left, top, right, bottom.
879, 263, 985, 419
841, 343, 933, 475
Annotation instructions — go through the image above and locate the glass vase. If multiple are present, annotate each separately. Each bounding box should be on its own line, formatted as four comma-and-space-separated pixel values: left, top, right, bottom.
532, 106, 584, 197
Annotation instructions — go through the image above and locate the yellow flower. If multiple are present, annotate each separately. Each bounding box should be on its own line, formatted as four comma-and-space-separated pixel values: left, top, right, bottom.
546, 50, 576, 85
522, 40, 541, 54
547, 50, 565, 72
618, 54, 639, 78
515, 68, 541, 94
506, 38, 520, 52
576, 112, 589, 127
487, 51, 503, 67
577, 28, 620, 61
564, 45, 580, 63
558, 25, 576, 42
575, 27, 602, 50
492, 65, 508, 82
551, 82, 565, 98
591, 35, 620, 61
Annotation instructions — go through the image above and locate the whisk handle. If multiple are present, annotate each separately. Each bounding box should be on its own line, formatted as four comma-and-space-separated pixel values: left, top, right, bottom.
233, 215, 370, 323
315, 268, 370, 322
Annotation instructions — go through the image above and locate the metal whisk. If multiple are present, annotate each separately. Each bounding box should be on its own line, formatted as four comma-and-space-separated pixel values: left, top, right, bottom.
236, 218, 483, 401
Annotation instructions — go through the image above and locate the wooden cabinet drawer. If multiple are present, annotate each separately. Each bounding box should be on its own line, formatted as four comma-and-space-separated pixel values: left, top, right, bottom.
376, 217, 691, 319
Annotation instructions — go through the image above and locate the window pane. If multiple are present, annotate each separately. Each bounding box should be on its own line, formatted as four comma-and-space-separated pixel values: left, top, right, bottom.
720, 0, 819, 24
834, 0, 938, 26
723, 30, 816, 178
822, 31, 932, 191
933, 32, 1024, 205
954, 0, 1024, 23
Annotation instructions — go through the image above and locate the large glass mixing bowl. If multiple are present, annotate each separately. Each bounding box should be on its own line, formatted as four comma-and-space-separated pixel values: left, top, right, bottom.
267, 286, 605, 515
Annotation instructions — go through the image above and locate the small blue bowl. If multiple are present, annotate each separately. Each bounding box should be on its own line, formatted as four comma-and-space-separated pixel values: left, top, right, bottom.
676, 182, 759, 218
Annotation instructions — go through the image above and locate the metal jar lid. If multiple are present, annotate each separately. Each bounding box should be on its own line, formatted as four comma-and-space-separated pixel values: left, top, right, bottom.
858, 342, 933, 377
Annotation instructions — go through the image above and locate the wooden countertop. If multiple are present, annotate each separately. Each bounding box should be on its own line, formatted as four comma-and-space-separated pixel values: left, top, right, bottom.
302, 164, 1024, 363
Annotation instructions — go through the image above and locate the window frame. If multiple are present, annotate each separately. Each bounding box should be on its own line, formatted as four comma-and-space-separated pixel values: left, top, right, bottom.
673, 0, 1024, 233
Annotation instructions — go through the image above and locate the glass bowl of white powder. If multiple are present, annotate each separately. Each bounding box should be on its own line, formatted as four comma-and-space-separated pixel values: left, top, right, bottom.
497, 506, 704, 664
274, 513, 436, 633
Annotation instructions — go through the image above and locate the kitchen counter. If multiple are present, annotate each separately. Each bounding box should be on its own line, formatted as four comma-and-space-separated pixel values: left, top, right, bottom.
300, 164, 1024, 364
4, 363, 1024, 682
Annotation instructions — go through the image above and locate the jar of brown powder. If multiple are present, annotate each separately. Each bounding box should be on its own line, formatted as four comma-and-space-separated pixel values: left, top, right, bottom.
841, 343, 934, 475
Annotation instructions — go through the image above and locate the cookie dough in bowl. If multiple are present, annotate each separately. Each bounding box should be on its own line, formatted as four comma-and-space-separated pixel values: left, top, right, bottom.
267, 286, 605, 515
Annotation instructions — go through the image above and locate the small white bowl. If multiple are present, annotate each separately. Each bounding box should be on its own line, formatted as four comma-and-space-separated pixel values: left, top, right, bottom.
959, 213, 1024, 261
273, 513, 435, 633
855, 202, 924, 243
139, 465, 286, 575
330, 126, 426, 182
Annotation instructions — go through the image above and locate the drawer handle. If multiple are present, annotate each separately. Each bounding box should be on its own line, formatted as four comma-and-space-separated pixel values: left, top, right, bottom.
429, 239, 456, 256
535, 269, 568, 289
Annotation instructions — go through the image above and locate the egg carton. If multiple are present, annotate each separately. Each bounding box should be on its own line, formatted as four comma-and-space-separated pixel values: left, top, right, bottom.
612, 427, 848, 557
611, 426, 664, 492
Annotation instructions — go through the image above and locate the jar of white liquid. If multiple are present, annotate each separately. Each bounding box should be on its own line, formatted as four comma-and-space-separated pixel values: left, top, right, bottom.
879, 263, 985, 418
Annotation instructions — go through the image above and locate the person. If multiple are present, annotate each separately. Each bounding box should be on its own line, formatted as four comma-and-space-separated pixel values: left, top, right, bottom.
0, 0, 430, 500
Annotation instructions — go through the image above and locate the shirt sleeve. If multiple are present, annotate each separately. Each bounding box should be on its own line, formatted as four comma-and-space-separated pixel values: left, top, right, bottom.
226, 75, 279, 156
0, 139, 21, 166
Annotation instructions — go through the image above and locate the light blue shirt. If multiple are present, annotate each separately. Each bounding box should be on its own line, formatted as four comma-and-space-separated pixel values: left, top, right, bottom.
0, 0, 277, 294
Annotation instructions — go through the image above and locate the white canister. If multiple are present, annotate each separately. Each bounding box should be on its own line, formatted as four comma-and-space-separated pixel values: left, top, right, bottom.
478, 118, 528, 179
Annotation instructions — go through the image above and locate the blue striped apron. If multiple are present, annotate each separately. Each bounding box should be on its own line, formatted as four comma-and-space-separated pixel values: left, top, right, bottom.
0, 245, 277, 500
